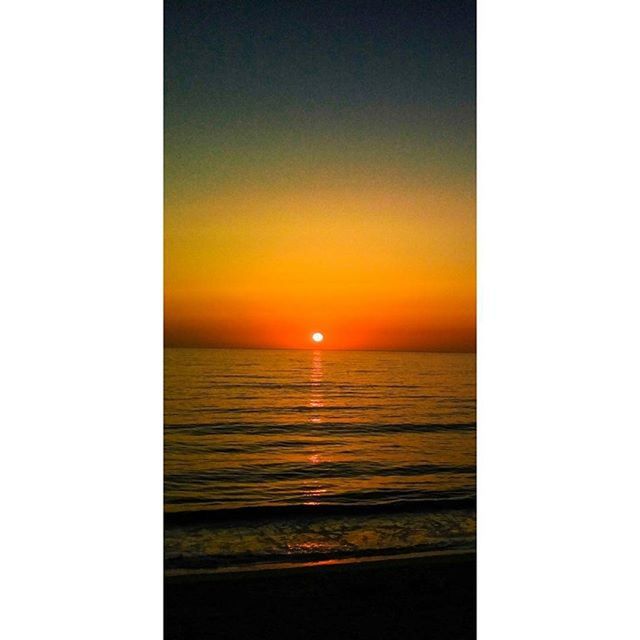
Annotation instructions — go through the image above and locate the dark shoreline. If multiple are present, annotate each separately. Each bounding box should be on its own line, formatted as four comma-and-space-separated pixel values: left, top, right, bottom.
165, 551, 476, 640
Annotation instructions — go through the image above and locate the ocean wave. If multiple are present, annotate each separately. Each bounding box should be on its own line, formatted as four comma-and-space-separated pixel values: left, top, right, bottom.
164, 495, 476, 525
164, 421, 476, 435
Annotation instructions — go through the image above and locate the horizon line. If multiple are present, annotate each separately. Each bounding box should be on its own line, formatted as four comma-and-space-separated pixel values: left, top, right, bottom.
163, 345, 476, 355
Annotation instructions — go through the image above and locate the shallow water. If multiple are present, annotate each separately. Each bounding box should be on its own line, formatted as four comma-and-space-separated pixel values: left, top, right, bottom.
165, 348, 475, 570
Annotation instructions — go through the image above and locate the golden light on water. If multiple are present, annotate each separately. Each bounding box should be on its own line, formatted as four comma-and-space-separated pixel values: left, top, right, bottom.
312, 332, 324, 343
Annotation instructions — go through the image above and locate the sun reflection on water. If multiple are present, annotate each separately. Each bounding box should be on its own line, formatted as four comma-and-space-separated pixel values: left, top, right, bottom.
307, 351, 330, 479
308, 349, 324, 424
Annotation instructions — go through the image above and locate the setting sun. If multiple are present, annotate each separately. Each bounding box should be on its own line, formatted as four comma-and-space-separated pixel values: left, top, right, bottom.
164, 0, 476, 355
164, 3, 476, 635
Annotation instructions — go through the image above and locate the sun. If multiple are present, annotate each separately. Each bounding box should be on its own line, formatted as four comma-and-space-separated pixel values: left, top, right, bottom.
312, 332, 324, 343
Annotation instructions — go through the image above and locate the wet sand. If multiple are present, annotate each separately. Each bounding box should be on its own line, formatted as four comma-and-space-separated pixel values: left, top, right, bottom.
165, 551, 475, 639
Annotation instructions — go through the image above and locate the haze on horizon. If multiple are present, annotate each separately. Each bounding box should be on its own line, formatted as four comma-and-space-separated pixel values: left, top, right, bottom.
165, 0, 475, 352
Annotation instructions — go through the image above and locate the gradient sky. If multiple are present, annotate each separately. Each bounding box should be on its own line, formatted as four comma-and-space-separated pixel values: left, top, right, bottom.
165, 0, 475, 351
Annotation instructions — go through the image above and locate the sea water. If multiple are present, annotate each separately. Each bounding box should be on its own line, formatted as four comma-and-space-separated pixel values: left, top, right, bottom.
165, 348, 475, 571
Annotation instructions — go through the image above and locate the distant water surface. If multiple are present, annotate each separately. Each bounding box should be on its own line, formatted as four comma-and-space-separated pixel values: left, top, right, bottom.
165, 348, 475, 571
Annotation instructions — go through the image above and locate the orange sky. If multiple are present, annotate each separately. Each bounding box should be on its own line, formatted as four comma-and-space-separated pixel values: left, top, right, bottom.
165, 172, 475, 351
164, 2, 475, 352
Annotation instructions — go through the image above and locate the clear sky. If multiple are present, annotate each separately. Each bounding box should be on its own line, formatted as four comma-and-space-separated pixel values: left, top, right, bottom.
165, 0, 475, 351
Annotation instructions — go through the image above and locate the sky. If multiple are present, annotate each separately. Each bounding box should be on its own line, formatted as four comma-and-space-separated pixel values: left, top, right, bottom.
165, 0, 475, 351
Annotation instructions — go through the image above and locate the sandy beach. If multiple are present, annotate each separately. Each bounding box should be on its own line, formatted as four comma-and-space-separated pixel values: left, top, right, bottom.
165, 551, 475, 639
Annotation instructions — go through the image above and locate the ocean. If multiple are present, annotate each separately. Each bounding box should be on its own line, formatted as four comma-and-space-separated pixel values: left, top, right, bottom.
164, 348, 475, 573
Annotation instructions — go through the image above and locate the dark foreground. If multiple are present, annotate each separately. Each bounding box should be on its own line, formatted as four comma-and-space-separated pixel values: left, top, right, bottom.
165, 552, 475, 640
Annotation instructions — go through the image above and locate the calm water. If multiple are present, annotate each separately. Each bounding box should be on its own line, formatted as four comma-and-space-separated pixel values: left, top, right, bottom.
165, 348, 475, 571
